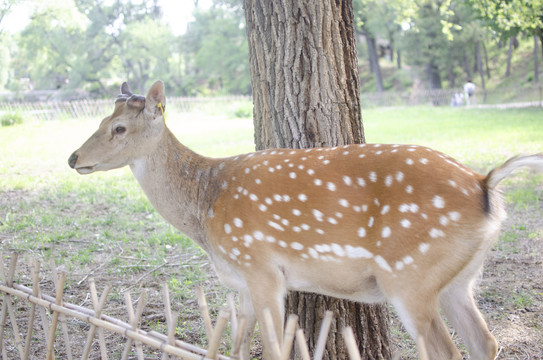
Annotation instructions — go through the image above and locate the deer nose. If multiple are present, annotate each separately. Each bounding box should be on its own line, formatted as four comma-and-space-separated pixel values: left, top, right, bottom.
68, 152, 78, 169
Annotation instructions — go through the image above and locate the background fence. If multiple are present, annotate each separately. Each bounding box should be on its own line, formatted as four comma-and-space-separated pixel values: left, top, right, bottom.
0, 86, 541, 123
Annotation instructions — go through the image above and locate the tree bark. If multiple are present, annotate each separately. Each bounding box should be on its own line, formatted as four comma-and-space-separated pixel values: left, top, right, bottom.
243, 0, 391, 359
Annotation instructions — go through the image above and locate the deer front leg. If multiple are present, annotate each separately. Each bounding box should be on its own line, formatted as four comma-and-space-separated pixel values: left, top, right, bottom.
234, 289, 257, 360
245, 268, 287, 360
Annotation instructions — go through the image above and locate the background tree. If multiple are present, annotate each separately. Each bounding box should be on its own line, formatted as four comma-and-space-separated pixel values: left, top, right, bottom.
243, 0, 391, 358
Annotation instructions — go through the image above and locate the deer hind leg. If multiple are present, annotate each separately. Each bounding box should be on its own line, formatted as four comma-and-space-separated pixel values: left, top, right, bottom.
390, 296, 461, 360
440, 282, 498, 360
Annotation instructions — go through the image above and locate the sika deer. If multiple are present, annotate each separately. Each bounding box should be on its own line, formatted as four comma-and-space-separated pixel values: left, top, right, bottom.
69, 81, 543, 359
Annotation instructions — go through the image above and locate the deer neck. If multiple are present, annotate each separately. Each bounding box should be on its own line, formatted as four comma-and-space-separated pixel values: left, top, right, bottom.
130, 127, 219, 252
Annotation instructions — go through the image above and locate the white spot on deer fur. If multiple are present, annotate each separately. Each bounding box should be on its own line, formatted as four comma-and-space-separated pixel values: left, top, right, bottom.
307, 169, 315, 175
316, 228, 325, 235
313, 209, 324, 222
298, 194, 308, 202
345, 245, 373, 259
259, 204, 267, 212
224, 224, 232, 234
368, 217, 374, 227
218, 245, 227, 254
381, 227, 391, 238
281, 218, 289, 226
339, 199, 349, 207
268, 167, 275, 173
429, 228, 445, 238
232, 248, 241, 256
253, 231, 264, 241
395, 261, 404, 270
406, 185, 414, 194
318, 155, 324, 160
353, 206, 362, 212
406, 158, 414, 165
419, 242, 430, 254
291, 242, 304, 251
283, 195, 291, 202
369, 172, 377, 182
293, 226, 301, 233
326, 182, 336, 191
315, 244, 330, 253
301, 224, 310, 231
298, 164, 304, 170
335, 212, 343, 218
343, 151, 349, 155
381, 205, 390, 215
343, 176, 352, 186
266, 236, 276, 243
292, 209, 302, 216
374, 198, 380, 207
244, 168, 250, 174
331, 243, 346, 257
432, 195, 445, 209
232, 236, 239, 242
273, 194, 282, 202
314, 179, 323, 186
400, 219, 411, 228
357, 177, 366, 187
396, 171, 404, 182
323, 160, 330, 165
399, 203, 419, 213
243, 235, 253, 246
221, 181, 228, 189
327, 217, 338, 225
420, 158, 429, 164
289, 172, 297, 179
403, 256, 414, 265
385, 175, 393, 187
439, 216, 449, 226
279, 241, 288, 248
249, 194, 258, 201
357, 227, 366, 238
268, 221, 284, 231
448, 211, 461, 221
233, 218, 243, 228
375, 255, 392, 272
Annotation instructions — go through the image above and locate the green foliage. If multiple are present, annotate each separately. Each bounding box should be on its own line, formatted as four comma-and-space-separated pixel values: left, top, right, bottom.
0, 111, 23, 126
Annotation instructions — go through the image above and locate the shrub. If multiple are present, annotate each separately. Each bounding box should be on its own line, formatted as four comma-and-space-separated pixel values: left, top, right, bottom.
1, 111, 24, 127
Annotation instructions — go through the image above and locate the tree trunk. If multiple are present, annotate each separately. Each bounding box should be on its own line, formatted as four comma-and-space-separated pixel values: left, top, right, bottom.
243, 0, 391, 359
475, 40, 485, 91
366, 32, 384, 92
506, 37, 513, 77
482, 41, 491, 79
463, 52, 472, 80
535, 35, 540, 83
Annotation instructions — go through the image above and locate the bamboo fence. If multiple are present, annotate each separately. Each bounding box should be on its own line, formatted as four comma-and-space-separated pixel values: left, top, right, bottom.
0, 252, 372, 360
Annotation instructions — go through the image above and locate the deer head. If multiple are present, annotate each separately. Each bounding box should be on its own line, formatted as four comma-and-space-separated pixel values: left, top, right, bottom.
68, 81, 166, 174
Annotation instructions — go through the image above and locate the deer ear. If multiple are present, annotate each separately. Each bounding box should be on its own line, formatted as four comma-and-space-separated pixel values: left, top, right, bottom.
121, 82, 133, 96
145, 80, 166, 110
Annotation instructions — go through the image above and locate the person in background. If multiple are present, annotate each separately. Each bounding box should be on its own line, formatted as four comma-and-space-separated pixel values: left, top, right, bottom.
463, 79, 476, 105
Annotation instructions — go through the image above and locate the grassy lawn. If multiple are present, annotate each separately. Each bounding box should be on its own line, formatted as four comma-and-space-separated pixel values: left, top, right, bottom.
0, 103, 542, 358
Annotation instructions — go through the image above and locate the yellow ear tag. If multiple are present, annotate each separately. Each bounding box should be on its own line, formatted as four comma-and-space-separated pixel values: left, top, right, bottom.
157, 102, 166, 122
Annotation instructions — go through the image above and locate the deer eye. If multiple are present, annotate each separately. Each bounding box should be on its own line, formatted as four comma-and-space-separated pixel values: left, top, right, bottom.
114, 126, 126, 134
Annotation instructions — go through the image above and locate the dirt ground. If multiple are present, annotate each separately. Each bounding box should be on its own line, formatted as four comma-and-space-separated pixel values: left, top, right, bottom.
0, 184, 542, 359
